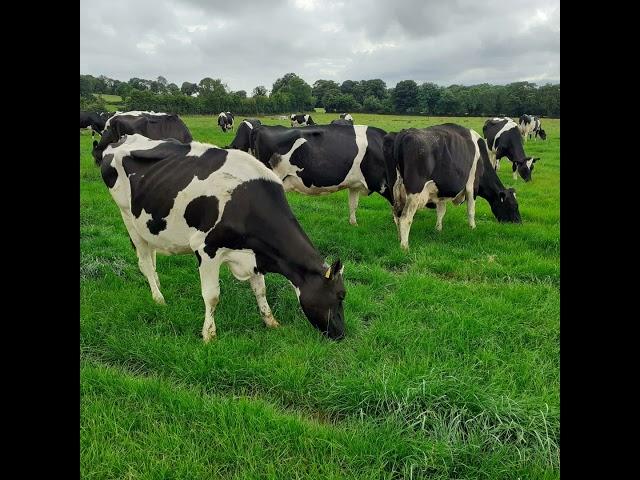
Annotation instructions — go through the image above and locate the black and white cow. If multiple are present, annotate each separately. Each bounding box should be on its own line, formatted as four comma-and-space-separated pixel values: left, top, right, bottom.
483, 117, 539, 181
218, 112, 234, 132
290, 114, 315, 127
95, 134, 346, 341
226, 118, 262, 153
340, 113, 354, 123
518, 114, 534, 141
251, 124, 393, 225
531, 116, 547, 140
91, 111, 193, 164
80, 111, 110, 137
383, 124, 521, 250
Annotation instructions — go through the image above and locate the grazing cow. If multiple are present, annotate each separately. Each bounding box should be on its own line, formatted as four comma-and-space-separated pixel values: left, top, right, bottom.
518, 114, 535, 141
290, 114, 315, 127
226, 118, 262, 153
91, 111, 193, 164
483, 117, 539, 181
383, 124, 521, 250
340, 113, 354, 122
251, 124, 393, 225
218, 112, 234, 132
80, 111, 110, 137
531, 116, 547, 140
330, 119, 353, 126
96, 134, 346, 341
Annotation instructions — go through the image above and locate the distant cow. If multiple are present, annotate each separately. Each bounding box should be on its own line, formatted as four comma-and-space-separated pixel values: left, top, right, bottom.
218, 112, 234, 132
518, 114, 534, 141
251, 124, 393, 225
340, 113, 354, 122
80, 111, 110, 137
531, 116, 547, 140
226, 118, 262, 153
483, 117, 539, 181
91, 111, 193, 164
383, 124, 521, 249
290, 114, 315, 127
96, 134, 346, 341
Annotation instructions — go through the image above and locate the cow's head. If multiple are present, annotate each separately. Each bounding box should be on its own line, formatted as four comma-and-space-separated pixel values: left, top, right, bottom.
515, 157, 539, 182
92, 140, 103, 165
298, 260, 346, 340
490, 187, 521, 223
538, 129, 547, 140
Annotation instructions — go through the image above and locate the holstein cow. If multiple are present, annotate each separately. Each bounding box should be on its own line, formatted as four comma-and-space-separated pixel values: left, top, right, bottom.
91, 111, 193, 164
226, 118, 262, 154
483, 117, 539, 181
383, 124, 521, 250
251, 124, 393, 225
218, 112, 234, 132
80, 111, 110, 137
531, 116, 547, 140
340, 113, 354, 122
518, 114, 534, 141
290, 114, 315, 127
95, 134, 346, 341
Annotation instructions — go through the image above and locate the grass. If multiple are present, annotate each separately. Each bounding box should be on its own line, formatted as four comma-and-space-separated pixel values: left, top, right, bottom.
93, 93, 124, 111
80, 113, 560, 479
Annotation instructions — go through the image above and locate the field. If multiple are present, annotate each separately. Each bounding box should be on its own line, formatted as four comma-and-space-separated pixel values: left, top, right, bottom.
93, 93, 124, 111
80, 113, 560, 479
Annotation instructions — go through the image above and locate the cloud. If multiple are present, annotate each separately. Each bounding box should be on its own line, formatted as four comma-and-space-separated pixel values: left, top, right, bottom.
80, 0, 559, 91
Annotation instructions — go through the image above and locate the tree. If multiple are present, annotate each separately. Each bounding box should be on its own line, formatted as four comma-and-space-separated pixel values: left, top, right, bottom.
363, 95, 383, 113
80, 75, 93, 99
271, 73, 314, 111
324, 93, 361, 113
198, 77, 227, 96
393, 80, 419, 113
417, 82, 442, 114
234, 90, 247, 99
180, 82, 198, 96
252, 85, 268, 97
361, 79, 387, 100
157, 76, 168, 87
312, 80, 340, 108
167, 83, 180, 95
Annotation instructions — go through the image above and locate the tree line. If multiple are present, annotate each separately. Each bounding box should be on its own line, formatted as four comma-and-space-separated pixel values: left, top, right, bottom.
81, 73, 560, 117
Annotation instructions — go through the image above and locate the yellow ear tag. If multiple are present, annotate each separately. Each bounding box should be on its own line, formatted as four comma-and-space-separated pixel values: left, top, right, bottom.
325, 267, 331, 279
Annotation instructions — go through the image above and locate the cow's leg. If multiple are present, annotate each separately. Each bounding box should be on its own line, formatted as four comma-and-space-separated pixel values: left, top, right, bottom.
198, 254, 221, 342
348, 189, 360, 226
137, 243, 165, 305
465, 189, 476, 229
249, 274, 279, 328
399, 194, 424, 250
152, 250, 160, 288
512, 162, 518, 180
435, 201, 447, 232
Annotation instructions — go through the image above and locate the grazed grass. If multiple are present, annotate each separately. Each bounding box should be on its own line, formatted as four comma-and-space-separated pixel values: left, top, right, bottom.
80, 114, 560, 479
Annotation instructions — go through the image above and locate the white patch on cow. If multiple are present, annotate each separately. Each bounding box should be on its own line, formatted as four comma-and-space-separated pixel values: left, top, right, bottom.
344, 114, 353, 122
218, 112, 226, 119
288, 280, 301, 300
526, 159, 534, 169
304, 114, 310, 123
243, 120, 254, 130
186, 142, 213, 157
103, 111, 168, 129
271, 138, 307, 182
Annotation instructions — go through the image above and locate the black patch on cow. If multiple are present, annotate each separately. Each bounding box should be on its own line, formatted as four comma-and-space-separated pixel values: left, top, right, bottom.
119, 143, 227, 235
360, 126, 392, 204
184, 195, 220, 232
100, 154, 118, 188
146, 217, 167, 235
195, 251, 202, 266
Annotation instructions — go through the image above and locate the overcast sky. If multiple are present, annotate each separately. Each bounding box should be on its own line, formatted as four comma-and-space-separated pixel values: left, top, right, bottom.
80, 0, 559, 93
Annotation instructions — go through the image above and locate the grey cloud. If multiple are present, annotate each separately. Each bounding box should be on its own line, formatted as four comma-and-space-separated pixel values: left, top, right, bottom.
80, 0, 559, 92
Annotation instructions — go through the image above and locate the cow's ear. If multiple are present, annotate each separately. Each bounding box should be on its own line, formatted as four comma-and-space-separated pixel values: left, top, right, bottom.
533, 157, 540, 163
325, 259, 344, 280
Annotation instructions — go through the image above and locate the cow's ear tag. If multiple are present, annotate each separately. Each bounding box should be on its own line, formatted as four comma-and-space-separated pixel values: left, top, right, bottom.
325, 267, 331, 279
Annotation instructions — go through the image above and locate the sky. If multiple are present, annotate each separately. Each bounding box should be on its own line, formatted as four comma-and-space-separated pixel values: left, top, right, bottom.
80, 0, 559, 94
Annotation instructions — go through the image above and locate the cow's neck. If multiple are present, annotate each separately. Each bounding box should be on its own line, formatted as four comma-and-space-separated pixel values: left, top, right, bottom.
251, 219, 326, 288
478, 161, 504, 203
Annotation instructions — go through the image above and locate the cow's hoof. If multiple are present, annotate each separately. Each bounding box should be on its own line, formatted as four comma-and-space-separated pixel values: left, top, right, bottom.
349, 219, 358, 226
400, 243, 409, 251
265, 317, 280, 328
202, 331, 217, 343
153, 295, 166, 305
